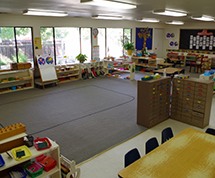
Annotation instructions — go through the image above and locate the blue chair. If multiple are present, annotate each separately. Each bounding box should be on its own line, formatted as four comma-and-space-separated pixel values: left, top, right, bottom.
205, 128, 215, 135
161, 127, 174, 144
145, 137, 159, 154
124, 148, 141, 167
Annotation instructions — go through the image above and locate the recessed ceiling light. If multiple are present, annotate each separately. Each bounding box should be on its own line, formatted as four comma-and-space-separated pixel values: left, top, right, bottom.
23, 9, 68, 17
81, 0, 136, 9
165, 21, 184, 25
153, 9, 187, 17
191, 15, 214, 21
92, 15, 123, 20
137, 18, 159, 23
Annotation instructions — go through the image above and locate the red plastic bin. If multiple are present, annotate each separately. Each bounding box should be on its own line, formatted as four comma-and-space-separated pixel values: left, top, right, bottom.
34, 137, 52, 151
38, 156, 57, 172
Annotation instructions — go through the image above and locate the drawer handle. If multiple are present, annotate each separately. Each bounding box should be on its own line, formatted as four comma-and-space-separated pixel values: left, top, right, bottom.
177, 88, 180, 91
153, 92, 156, 94
186, 98, 189, 101
197, 101, 201, 104
153, 88, 156, 90
160, 93, 162, 96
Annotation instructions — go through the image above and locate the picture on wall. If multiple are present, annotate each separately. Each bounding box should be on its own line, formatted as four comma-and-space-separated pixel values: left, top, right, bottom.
180, 29, 215, 51
136, 28, 153, 50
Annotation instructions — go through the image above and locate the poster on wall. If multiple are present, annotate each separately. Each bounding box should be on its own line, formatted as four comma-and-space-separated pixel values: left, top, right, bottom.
135, 28, 153, 50
179, 29, 215, 51
165, 32, 178, 48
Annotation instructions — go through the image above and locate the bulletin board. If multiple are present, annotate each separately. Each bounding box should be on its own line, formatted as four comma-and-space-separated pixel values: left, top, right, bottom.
179, 29, 215, 51
135, 28, 153, 50
37, 56, 57, 82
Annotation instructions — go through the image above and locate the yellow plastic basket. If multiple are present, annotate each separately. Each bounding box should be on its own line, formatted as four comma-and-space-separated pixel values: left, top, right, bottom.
11, 145, 32, 161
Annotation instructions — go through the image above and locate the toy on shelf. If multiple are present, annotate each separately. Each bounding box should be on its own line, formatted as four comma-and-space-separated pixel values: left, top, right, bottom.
0, 123, 26, 141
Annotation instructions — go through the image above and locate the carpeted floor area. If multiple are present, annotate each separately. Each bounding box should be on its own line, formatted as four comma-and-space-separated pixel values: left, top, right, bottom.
0, 77, 147, 163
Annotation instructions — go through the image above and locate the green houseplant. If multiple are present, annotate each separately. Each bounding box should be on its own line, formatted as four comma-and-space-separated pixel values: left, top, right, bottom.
76, 53, 87, 63
123, 41, 135, 51
123, 41, 135, 56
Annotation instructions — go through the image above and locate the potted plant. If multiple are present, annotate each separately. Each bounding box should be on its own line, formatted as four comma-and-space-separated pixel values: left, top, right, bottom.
123, 41, 135, 56
76, 53, 88, 63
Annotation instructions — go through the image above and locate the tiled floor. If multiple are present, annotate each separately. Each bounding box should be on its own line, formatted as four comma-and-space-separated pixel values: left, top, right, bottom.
77, 69, 215, 178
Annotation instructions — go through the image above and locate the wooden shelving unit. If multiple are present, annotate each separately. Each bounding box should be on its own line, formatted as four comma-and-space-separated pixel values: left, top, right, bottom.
0, 69, 34, 94
0, 134, 61, 178
103, 60, 131, 76
132, 56, 157, 72
55, 64, 80, 83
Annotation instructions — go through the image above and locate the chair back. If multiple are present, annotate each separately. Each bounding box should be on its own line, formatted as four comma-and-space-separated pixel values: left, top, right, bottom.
145, 137, 159, 154
124, 148, 141, 167
162, 127, 174, 144
205, 128, 215, 136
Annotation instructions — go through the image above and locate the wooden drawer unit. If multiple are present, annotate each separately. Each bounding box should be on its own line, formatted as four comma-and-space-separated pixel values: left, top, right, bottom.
137, 77, 171, 128
171, 78, 213, 128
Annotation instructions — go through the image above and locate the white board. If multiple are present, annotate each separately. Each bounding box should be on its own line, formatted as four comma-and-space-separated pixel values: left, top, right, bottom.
40, 67, 57, 82
37, 56, 58, 82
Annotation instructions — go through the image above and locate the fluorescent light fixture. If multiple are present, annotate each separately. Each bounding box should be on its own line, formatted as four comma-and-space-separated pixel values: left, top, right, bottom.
165, 21, 184, 25
81, 0, 136, 9
153, 9, 187, 17
137, 18, 159, 23
23, 9, 68, 17
92, 15, 123, 20
191, 15, 214, 21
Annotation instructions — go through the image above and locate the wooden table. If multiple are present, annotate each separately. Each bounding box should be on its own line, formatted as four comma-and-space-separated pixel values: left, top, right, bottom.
118, 128, 215, 178
154, 67, 184, 76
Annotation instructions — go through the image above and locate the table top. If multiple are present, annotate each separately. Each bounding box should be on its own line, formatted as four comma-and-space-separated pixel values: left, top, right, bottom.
118, 128, 215, 178
155, 67, 184, 74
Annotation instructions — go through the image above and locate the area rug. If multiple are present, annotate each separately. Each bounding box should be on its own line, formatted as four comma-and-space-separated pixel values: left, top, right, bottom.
0, 77, 146, 163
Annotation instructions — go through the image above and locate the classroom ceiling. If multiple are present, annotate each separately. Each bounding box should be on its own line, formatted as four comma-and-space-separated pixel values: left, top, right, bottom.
0, 0, 215, 24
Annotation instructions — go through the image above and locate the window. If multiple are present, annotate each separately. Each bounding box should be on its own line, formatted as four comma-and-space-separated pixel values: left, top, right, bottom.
0, 27, 33, 70
15, 27, 34, 65
0, 27, 16, 69
39, 27, 132, 65
106, 28, 132, 58
81, 28, 91, 63
97, 28, 106, 60
55, 27, 80, 65
40, 27, 54, 58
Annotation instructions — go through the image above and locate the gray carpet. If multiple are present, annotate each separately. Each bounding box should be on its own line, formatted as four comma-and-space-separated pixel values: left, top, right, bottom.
0, 77, 146, 163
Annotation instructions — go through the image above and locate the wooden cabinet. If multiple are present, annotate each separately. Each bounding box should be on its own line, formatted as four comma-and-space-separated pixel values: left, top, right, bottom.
55, 64, 80, 83
0, 69, 34, 94
0, 134, 61, 178
137, 77, 171, 128
171, 78, 214, 128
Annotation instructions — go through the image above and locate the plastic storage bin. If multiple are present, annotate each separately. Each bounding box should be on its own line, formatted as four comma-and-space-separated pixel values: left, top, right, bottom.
24, 161, 43, 178
11, 145, 32, 161
34, 137, 52, 151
